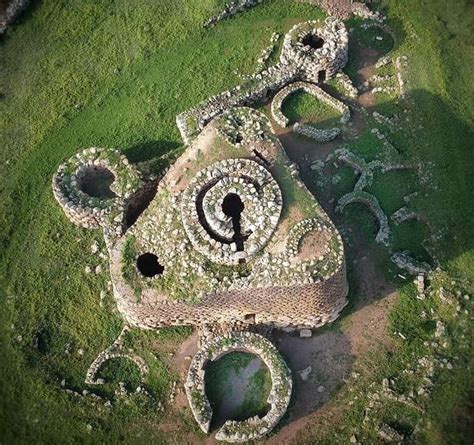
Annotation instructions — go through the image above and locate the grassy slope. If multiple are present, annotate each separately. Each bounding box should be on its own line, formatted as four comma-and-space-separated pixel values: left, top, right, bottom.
0, 1, 323, 442
304, 1, 474, 443
384, 1, 474, 440
386, 0, 474, 276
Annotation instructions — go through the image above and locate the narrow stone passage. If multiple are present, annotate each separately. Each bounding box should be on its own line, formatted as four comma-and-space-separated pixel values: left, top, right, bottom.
222, 193, 245, 251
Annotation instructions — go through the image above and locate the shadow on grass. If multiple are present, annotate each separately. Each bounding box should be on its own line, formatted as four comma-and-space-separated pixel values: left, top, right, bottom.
125, 139, 182, 163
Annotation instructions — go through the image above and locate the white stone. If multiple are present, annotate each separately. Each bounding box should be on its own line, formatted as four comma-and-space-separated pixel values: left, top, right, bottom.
299, 329, 312, 338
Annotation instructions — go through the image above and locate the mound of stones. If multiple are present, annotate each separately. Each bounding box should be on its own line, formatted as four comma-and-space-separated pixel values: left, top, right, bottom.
185, 331, 292, 442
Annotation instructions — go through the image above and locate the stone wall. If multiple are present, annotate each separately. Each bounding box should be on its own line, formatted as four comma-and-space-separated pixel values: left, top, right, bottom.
0, 0, 30, 34
180, 158, 283, 264
336, 190, 390, 246
176, 18, 348, 144
109, 237, 348, 330
293, 122, 341, 142
185, 331, 292, 442
52, 148, 142, 234
270, 80, 350, 128
85, 326, 149, 385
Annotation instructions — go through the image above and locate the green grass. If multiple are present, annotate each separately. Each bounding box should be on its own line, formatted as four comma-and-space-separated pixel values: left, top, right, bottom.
302, 0, 474, 443
281, 89, 341, 127
366, 169, 417, 215
342, 202, 379, 242
204, 352, 271, 421
97, 357, 142, 391
391, 220, 432, 263
350, 21, 395, 54
0, 1, 324, 442
347, 129, 384, 162
0, 0, 473, 443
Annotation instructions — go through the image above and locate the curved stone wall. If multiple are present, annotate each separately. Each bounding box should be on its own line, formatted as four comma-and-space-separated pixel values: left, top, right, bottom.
180, 158, 283, 264
271, 80, 350, 128
176, 18, 349, 144
185, 331, 292, 442
280, 18, 348, 81
52, 147, 142, 235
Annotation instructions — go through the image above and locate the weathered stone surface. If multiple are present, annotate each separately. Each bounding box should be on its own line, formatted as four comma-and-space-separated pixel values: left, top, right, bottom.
299, 329, 312, 338
186, 332, 292, 441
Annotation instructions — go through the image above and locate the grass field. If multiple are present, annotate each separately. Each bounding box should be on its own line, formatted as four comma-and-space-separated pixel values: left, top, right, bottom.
281, 89, 342, 127
0, 0, 473, 443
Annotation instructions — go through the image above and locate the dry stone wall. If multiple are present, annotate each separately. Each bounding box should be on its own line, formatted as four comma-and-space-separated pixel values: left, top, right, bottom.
270, 80, 350, 128
176, 17, 349, 144
52, 147, 142, 236
185, 331, 292, 441
293, 122, 341, 142
180, 158, 282, 264
0, 0, 30, 34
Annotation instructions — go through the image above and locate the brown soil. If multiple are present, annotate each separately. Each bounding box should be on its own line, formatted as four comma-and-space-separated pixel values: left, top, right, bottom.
294, 229, 330, 263
265, 235, 396, 444
267, 205, 304, 256
277, 126, 341, 164
357, 46, 381, 108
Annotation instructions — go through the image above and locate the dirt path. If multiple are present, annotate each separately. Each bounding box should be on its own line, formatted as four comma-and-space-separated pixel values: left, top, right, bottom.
266, 297, 396, 445
357, 46, 380, 108
265, 40, 393, 442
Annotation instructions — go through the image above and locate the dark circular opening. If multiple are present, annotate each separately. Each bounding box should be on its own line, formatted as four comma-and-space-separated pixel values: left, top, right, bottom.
78, 165, 116, 198
136, 253, 164, 277
301, 33, 325, 50
235, 134, 243, 144
222, 193, 244, 218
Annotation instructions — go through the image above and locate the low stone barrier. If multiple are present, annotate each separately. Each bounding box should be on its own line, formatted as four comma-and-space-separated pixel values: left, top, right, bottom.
391, 251, 431, 275
391, 206, 418, 225
294, 122, 341, 142
270, 81, 350, 128
336, 190, 390, 246
185, 331, 292, 442
177, 18, 349, 144
335, 72, 358, 98
204, 0, 263, 28
0, 0, 30, 34
85, 327, 149, 385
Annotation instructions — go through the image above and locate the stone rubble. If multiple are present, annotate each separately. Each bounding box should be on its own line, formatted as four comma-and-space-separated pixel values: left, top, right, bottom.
177, 17, 349, 144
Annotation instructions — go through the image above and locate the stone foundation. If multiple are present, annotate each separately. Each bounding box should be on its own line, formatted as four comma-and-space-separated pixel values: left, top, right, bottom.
185, 331, 292, 442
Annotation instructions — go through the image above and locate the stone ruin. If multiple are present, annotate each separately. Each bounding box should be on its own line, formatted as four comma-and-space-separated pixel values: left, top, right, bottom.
186, 331, 292, 442
52, 18, 354, 442
176, 17, 349, 144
